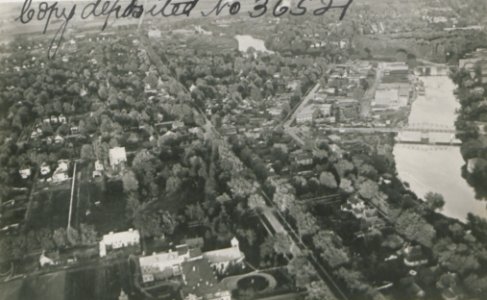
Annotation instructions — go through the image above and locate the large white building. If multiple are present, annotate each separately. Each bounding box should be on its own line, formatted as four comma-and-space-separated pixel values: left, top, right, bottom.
139, 237, 244, 284
109, 147, 127, 168
99, 229, 140, 257
139, 248, 188, 283
203, 237, 244, 274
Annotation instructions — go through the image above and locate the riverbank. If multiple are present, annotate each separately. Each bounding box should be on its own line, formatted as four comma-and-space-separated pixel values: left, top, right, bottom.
394, 75, 486, 221
450, 63, 487, 203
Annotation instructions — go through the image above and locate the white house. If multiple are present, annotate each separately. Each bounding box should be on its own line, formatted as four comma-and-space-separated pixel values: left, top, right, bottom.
39, 251, 55, 267
51, 160, 70, 183
109, 147, 127, 168
95, 160, 104, 171
58, 114, 67, 124
203, 237, 244, 274
52, 172, 69, 183
57, 160, 70, 173
139, 250, 186, 283
19, 168, 31, 179
99, 229, 140, 257
54, 135, 65, 144
40, 163, 51, 175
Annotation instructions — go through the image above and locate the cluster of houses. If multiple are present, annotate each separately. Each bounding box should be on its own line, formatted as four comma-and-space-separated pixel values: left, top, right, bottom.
27, 113, 86, 165
340, 197, 386, 237
341, 195, 464, 300
19, 159, 73, 183
420, 6, 458, 27
218, 96, 276, 138
295, 61, 373, 126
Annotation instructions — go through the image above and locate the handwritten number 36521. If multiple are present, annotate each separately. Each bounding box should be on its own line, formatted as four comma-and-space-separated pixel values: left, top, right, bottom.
249, 0, 353, 19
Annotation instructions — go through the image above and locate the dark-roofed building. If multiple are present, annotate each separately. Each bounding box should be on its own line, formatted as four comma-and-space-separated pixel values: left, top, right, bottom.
181, 258, 232, 300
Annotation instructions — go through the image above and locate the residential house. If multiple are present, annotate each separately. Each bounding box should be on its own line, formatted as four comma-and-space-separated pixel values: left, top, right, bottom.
39, 251, 55, 267
95, 160, 104, 171
291, 150, 313, 167
403, 245, 428, 267
19, 168, 31, 179
58, 115, 67, 124
341, 199, 367, 218
93, 170, 102, 179
109, 147, 127, 169
118, 290, 129, 300
52, 160, 70, 183
99, 228, 140, 257
31, 128, 43, 139
329, 144, 343, 158
172, 121, 185, 130
40, 163, 51, 175
139, 250, 186, 283
54, 135, 65, 144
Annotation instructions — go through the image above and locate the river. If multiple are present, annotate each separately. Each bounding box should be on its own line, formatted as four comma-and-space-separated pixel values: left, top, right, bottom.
235, 35, 274, 54
393, 75, 487, 221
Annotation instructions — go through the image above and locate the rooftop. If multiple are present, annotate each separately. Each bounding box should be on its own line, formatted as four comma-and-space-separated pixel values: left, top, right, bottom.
101, 229, 140, 245
203, 246, 244, 265
181, 258, 228, 299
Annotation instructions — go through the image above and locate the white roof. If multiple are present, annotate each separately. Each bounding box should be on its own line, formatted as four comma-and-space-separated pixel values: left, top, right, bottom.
203, 247, 244, 264
109, 147, 127, 165
102, 229, 139, 245
139, 251, 184, 271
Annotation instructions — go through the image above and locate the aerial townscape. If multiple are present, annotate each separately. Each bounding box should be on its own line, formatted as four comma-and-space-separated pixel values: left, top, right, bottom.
1, 0, 487, 300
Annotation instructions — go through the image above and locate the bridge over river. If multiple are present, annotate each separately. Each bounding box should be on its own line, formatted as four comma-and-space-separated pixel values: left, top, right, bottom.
324, 122, 460, 134
323, 122, 461, 145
